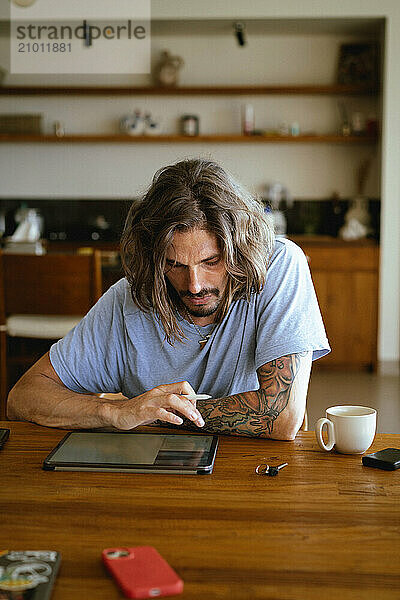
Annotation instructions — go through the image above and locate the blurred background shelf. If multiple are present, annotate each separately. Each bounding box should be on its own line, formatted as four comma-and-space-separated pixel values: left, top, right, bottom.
0, 84, 379, 96
0, 134, 379, 144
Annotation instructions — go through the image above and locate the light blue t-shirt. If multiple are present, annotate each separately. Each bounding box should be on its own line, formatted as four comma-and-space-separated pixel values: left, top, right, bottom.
50, 238, 330, 399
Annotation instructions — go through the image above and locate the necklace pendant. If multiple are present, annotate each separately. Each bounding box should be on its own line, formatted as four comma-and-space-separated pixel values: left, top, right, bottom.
183, 307, 215, 346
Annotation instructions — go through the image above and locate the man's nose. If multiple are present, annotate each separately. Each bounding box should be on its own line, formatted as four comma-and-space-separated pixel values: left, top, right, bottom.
186, 268, 203, 294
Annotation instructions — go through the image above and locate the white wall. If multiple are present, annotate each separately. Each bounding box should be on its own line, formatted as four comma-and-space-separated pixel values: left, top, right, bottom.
1, 0, 399, 366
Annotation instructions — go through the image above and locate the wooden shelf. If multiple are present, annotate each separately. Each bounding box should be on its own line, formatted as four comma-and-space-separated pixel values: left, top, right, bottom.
0, 84, 379, 96
0, 133, 378, 144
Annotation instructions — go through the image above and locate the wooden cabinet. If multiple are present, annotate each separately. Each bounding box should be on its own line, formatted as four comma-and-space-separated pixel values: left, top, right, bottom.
293, 238, 379, 371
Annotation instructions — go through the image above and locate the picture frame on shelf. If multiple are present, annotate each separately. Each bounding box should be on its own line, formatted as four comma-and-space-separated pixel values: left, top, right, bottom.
337, 43, 379, 85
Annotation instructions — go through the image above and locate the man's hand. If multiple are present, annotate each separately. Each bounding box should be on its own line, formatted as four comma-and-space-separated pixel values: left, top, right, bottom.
102, 381, 205, 430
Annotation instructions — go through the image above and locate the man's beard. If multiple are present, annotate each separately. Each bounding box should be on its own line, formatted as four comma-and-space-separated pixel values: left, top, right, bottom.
180, 288, 221, 318
183, 297, 221, 318
166, 281, 222, 318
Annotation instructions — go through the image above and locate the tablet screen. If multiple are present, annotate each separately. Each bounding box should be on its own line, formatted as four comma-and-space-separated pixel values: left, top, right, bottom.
43, 432, 218, 473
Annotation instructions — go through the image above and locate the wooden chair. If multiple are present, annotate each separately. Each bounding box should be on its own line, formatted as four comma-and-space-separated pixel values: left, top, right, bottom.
0, 251, 102, 419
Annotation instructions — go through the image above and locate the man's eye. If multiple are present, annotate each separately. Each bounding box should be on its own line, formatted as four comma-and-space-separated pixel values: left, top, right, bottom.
205, 260, 219, 266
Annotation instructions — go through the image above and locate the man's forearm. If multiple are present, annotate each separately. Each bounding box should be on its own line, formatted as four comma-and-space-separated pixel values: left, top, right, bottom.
7, 353, 205, 431
7, 371, 112, 429
180, 353, 312, 440
196, 389, 296, 439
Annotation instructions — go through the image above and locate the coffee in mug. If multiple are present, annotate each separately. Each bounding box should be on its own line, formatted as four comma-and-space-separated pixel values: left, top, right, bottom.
316, 405, 376, 454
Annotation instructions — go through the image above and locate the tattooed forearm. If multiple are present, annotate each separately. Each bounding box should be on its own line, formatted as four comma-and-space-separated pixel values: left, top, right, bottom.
182, 352, 310, 438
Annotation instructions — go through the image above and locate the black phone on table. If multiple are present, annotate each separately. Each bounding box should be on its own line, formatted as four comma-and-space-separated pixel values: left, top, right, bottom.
0, 428, 10, 449
362, 448, 400, 470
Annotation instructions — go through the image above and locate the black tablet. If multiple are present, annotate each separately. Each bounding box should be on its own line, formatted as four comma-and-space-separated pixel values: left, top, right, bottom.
43, 431, 218, 474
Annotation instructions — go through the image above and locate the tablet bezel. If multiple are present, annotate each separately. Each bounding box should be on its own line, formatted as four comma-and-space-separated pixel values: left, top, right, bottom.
42, 431, 219, 474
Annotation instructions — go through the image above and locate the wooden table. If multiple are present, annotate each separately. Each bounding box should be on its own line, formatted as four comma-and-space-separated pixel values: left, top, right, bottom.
1, 422, 399, 599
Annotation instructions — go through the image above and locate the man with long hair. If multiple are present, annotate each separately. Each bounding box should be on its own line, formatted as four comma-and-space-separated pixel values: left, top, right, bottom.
8, 159, 329, 439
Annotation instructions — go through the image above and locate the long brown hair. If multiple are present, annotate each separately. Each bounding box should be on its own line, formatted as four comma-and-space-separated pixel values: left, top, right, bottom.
121, 158, 275, 344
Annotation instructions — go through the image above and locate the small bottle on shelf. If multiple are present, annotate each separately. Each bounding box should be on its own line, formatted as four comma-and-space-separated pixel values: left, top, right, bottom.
241, 104, 254, 135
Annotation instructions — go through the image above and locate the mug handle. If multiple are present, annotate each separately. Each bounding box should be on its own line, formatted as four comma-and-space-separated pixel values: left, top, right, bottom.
316, 418, 335, 451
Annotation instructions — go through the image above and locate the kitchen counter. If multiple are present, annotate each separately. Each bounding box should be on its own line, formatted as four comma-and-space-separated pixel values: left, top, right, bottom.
289, 234, 378, 247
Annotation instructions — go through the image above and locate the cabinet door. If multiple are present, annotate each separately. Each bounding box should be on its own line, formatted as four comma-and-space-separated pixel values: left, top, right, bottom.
311, 269, 378, 369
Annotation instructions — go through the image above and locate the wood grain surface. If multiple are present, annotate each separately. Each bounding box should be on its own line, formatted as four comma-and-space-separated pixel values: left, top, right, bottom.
1, 422, 399, 599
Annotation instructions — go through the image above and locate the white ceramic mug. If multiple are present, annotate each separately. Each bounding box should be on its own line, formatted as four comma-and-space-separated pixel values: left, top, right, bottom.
316, 405, 376, 454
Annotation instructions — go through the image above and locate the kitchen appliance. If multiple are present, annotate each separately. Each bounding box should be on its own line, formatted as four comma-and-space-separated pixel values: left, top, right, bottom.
264, 183, 293, 236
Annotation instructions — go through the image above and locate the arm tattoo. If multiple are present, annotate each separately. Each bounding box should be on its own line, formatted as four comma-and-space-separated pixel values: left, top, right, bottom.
181, 352, 308, 438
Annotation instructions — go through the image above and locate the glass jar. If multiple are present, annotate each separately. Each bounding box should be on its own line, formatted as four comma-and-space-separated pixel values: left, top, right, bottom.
181, 115, 199, 136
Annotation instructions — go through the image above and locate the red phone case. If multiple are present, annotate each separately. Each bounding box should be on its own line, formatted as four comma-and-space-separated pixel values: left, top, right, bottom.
102, 547, 184, 599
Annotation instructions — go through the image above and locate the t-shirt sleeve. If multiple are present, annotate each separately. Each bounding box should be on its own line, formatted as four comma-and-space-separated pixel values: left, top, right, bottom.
49, 281, 126, 394
254, 239, 330, 369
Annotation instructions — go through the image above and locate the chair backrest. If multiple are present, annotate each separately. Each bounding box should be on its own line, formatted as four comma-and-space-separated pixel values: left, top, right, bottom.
0, 251, 102, 319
